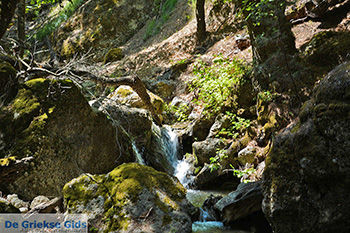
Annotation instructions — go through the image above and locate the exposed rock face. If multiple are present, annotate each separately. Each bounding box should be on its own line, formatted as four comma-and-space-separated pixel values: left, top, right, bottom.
301, 31, 350, 71
192, 138, 227, 166
53, 0, 157, 59
63, 163, 196, 233
193, 164, 240, 190
0, 78, 133, 199
262, 62, 350, 233
214, 181, 272, 233
215, 182, 263, 223
108, 85, 164, 117
100, 97, 175, 173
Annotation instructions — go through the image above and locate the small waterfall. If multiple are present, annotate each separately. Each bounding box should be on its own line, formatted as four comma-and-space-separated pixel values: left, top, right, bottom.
158, 124, 179, 165
144, 124, 229, 233
156, 124, 195, 187
174, 159, 193, 188
132, 140, 145, 165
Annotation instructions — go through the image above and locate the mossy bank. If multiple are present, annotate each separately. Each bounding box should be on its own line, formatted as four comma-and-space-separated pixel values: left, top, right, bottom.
63, 163, 196, 233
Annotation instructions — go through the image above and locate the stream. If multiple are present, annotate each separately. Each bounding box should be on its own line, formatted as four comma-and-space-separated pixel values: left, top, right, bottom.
134, 124, 247, 233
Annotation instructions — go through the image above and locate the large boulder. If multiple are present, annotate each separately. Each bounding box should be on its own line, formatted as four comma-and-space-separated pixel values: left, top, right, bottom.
0, 78, 133, 199
192, 138, 227, 166
215, 182, 263, 223
108, 85, 164, 117
63, 163, 196, 233
100, 96, 176, 174
0, 61, 17, 104
262, 62, 350, 233
301, 31, 350, 72
214, 181, 272, 232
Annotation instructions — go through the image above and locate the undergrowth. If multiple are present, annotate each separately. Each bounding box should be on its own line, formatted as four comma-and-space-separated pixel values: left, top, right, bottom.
144, 0, 178, 40
34, 0, 84, 40
190, 56, 250, 117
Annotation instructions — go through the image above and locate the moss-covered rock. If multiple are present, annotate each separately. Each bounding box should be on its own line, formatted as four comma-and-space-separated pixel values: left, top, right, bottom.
63, 163, 195, 233
262, 62, 350, 233
0, 78, 134, 199
103, 47, 124, 64
0, 198, 20, 213
0, 61, 17, 104
301, 31, 350, 72
108, 85, 165, 116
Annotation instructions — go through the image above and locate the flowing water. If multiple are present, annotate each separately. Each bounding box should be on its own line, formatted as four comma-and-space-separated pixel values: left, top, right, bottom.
156, 126, 233, 233
135, 125, 246, 233
132, 140, 145, 165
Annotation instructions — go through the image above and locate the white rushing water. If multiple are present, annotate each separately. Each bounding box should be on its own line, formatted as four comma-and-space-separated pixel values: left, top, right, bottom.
132, 140, 145, 165
159, 125, 195, 188
135, 124, 235, 233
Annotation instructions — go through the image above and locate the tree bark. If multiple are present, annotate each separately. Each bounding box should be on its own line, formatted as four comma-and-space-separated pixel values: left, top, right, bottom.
0, 0, 19, 39
236, 0, 301, 92
196, 0, 206, 43
17, 0, 25, 57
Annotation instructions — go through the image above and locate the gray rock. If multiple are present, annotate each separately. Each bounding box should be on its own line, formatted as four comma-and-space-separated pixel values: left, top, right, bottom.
207, 114, 231, 138
215, 182, 263, 223
237, 146, 257, 165
63, 163, 196, 233
193, 138, 227, 165
262, 62, 350, 233
0, 197, 19, 213
193, 164, 240, 190
28, 197, 63, 214
7, 194, 29, 209
30, 195, 50, 209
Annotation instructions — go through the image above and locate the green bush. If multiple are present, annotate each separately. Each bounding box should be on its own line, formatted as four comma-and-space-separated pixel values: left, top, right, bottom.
190, 56, 250, 117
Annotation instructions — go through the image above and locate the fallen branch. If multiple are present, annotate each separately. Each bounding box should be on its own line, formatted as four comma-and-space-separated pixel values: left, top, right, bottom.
18, 60, 162, 125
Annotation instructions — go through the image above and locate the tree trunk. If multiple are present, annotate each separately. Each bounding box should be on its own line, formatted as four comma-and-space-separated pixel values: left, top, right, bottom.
196, 0, 206, 43
0, 0, 19, 39
17, 0, 25, 57
237, 0, 301, 92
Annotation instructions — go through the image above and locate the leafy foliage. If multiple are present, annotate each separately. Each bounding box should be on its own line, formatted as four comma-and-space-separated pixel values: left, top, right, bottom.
33, 0, 84, 40
164, 103, 190, 122
26, 0, 59, 16
190, 56, 250, 117
230, 164, 256, 183
216, 111, 251, 139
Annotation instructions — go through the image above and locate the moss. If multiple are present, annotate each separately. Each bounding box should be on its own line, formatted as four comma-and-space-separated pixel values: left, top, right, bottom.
61, 39, 77, 58
0, 61, 16, 79
63, 163, 187, 232
1, 78, 77, 160
104, 48, 124, 64
63, 175, 100, 208
0, 156, 16, 166
116, 86, 134, 98
12, 89, 40, 118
